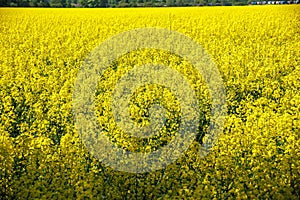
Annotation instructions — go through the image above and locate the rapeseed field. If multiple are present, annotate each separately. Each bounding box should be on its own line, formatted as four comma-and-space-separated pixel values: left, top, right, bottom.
1, 6, 299, 199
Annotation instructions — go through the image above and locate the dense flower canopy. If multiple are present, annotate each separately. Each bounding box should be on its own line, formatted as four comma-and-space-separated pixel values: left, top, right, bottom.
0, 6, 299, 199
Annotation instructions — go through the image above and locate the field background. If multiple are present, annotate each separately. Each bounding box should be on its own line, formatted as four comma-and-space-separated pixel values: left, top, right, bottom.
1, 6, 300, 199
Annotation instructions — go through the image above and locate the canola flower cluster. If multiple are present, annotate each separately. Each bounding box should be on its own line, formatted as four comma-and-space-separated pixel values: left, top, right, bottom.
0, 6, 299, 199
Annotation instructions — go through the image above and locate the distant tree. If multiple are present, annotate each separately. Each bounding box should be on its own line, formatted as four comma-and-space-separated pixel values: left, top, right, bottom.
118, 0, 129, 6
176, 0, 183, 5
66, 0, 72, 7
0, 0, 7, 6
79, 0, 87, 6
129, 0, 137, 6
99, 0, 107, 7
89, 0, 98, 7
39, 0, 50, 6
107, 0, 116, 6
61, 0, 67, 6
0, 0, 256, 7
50, 0, 62, 7
166, 0, 174, 5
29, 0, 38, 6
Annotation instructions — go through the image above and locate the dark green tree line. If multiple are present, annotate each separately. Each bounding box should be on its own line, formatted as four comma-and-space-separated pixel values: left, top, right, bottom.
0, 0, 253, 7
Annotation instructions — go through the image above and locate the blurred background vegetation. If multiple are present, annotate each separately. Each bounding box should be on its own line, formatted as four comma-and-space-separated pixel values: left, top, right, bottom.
1, 0, 294, 8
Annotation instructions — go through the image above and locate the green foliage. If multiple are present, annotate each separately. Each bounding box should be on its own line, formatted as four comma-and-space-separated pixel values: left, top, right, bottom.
0, 0, 254, 7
